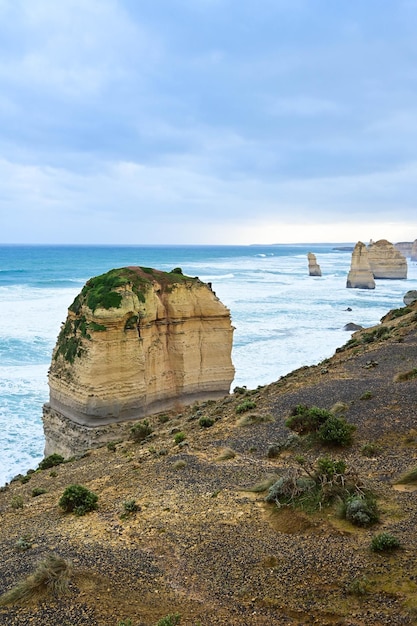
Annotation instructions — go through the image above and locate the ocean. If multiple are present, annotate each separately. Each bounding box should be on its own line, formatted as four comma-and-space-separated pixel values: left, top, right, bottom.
1, 243, 416, 486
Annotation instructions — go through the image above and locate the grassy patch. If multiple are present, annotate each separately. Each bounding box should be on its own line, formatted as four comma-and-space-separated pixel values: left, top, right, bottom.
236, 400, 257, 414
237, 413, 273, 427
395, 466, 417, 484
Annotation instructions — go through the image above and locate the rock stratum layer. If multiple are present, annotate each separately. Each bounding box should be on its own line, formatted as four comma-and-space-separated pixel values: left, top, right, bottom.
43, 267, 234, 455
368, 239, 407, 279
307, 252, 322, 276
346, 241, 375, 289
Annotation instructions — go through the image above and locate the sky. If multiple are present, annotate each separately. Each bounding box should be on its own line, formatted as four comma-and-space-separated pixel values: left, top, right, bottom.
1, 0, 417, 245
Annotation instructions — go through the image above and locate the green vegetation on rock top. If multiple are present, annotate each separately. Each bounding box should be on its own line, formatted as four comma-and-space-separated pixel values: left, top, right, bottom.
69, 266, 202, 313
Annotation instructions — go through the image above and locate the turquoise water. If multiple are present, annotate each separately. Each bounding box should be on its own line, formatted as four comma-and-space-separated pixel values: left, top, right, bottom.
1, 244, 416, 485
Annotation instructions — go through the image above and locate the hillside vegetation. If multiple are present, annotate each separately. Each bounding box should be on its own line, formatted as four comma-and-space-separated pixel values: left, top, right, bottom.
1, 302, 417, 625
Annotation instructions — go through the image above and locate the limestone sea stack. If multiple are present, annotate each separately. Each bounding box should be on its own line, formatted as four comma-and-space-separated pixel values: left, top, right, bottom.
43, 267, 235, 456
307, 252, 322, 276
368, 239, 407, 279
346, 242, 375, 289
411, 239, 417, 262
395, 242, 413, 257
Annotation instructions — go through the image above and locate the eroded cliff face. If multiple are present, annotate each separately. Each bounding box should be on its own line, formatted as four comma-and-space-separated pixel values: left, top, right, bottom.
368, 239, 407, 279
346, 242, 375, 289
43, 267, 234, 455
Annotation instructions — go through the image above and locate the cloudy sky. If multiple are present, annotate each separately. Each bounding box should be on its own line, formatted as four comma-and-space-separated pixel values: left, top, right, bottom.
1, 0, 417, 244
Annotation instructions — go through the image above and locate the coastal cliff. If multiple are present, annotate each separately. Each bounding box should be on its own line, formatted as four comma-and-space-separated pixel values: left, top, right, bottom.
2, 301, 417, 625
43, 267, 234, 456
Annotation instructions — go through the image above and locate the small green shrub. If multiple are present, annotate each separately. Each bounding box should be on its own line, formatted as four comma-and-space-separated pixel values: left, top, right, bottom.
236, 400, 257, 414
361, 443, 381, 457
155, 613, 181, 626
316, 457, 346, 478
346, 576, 369, 596
130, 420, 153, 443
11, 495, 24, 510
15, 536, 32, 551
361, 326, 391, 344
158, 414, 170, 424
317, 415, 356, 447
344, 495, 379, 527
265, 472, 316, 506
174, 432, 186, 445
267, 444, 281, 458
285, 405, 330, 434
360, 391, 373, 400
120, 499, 140, 519
107, 441, 117, 452
38, 454, 65, 470
123, 499, 140, 514
371, 532, 400, 552
59, 484, 98, 516
233, 386, 247, 394
31, 487, 47, 497
199, 416, 214, 428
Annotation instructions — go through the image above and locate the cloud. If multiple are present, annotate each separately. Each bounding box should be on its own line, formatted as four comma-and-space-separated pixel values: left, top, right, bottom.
0, 1, 417, 243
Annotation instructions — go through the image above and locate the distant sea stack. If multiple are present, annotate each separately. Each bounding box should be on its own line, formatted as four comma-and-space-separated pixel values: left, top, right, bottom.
346, 242, 375, 289
307, 252, 322, 276
395, 241, 413, 257
43, 267, 235, 456
411, 239, 417, 262
368, 239, 407, 279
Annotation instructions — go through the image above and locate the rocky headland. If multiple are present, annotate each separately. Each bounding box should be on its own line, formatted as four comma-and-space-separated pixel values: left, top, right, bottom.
1, 296, 417, 625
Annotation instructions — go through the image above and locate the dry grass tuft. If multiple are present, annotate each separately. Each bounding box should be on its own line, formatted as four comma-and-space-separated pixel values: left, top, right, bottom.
215, 448, 236, 461
236, 413, 273, 427
394, 368, 417, 383
0, 554, 72, 606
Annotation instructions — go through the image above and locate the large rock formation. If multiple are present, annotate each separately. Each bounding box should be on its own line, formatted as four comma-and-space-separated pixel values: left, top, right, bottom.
395, 241, 413, 257
411, 239, 417, 262
346, 242, 375, 289
43, 267, 235, 456
307, 252, 322, 276
368, 239, 407, 279
404, 290, 417, 306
